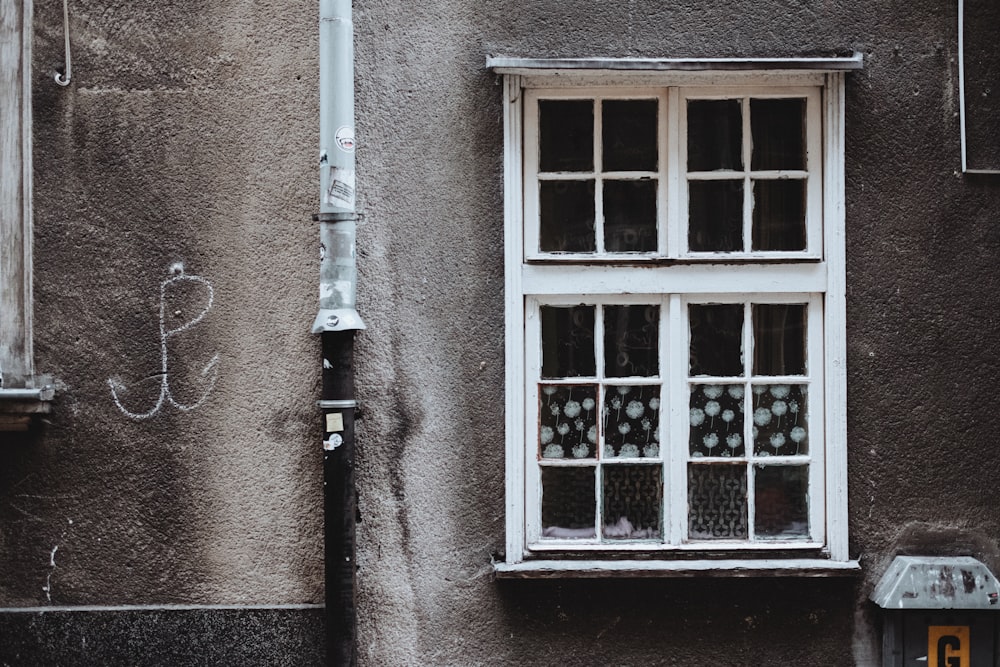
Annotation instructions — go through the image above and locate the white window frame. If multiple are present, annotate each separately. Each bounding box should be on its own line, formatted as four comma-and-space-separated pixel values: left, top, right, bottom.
524, 85, 824, 261
524, 293, 826, 551
494, 60, 857, 577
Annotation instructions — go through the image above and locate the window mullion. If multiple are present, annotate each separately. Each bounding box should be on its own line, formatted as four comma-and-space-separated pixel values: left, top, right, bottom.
667, 293, 686, 545
742, 96, 753, 253
594, 98, 605, 254
523, 298, 542, 545
807, 293, 826, 544
744, 301, 756, 542
593, 302, 606, 542
662, 88, 675, 258
672, 88, 686, 257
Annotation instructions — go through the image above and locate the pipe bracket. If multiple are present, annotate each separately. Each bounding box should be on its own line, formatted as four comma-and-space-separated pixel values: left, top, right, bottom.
314, 212, 360, 222
318, 399, 358, 410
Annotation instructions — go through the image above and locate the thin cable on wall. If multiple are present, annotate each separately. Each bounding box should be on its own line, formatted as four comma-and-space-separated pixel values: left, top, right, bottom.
54, 0, 71, 86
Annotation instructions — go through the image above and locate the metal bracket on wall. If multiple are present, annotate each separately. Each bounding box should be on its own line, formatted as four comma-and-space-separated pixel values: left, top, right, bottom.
54, 0, 71, 86
0, 381, 56, 432
318, 399, 358, 410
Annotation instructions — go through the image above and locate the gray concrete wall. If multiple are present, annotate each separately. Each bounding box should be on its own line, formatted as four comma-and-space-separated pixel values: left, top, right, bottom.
3, 0, 324, 607
2, 0, 1000, 665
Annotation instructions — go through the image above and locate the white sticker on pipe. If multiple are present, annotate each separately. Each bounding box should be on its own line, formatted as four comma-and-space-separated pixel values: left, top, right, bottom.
326, 167, 356, 208
326, 412, 344, 432
335, 126, 355, 153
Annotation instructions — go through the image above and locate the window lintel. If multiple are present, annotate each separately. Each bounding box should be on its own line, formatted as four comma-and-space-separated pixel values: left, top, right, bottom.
486, 53, 863, 76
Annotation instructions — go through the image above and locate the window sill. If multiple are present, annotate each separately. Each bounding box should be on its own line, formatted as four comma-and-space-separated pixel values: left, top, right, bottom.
0, 384, 55, 431
494, 558, 861, 579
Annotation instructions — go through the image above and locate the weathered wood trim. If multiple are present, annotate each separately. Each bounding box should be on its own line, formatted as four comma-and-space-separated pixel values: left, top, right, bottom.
823, 72, 850, 561
0, 0, 51, 429
487, 54, 864, 75
503, 74, 526, 562
0, 0, 33, 387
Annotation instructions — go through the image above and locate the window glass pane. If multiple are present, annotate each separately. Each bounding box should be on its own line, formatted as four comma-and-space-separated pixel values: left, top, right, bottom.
689, 304, 744, 377
688, 180, 743, 252
539, 181, 596, 253
752, 303, 806, 375
604, 180, 657, 253
539, 99, 593, 172
754, 465, 809, 539
604, 304, 659, 377
602, 464, 662, 540
602, 99, 658, 172
541, 467, 596, 539
750, 98, 805, 171
689, 384, 745, 457
540, 305, 595, 378
540, 384, 599, 460
752, 384, 808, 456
751, 179, 806, 251
602, 385, 661, 459
687, 99, 742, 171
688, 464, 748, 540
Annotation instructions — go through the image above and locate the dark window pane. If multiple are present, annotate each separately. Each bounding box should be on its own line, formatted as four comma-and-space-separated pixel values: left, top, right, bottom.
541, 305, 595, 378
604, 304, 659, 377
602, 464, 662, 540
754, 465, 809, 539
688, 180, 743, 252
604, 180, 657, 252
540, 180, 596, 252
752, 304, 806, 376
602, 99, 658, 172
541, 466, 596, 538
603, 385, 661, 459
687, 99, 743, 172
689, 384, 745, 458
539, 100, 593, 172
688, 464, 748, 540
689, 304, 744, 377
752, 384, 808, 456
540, 384, 599, 460
750, 98, 805, 171
751, 179, 806, 251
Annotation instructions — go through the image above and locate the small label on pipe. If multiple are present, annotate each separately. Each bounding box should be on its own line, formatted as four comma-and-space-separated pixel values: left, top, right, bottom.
335, 126, 355, 152
323, 433, 343, 451
326, 167, 356, 208
326, 412, 344, 432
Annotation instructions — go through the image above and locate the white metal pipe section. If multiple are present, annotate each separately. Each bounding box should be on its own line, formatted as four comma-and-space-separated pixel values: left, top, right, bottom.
314, 0, 365, 333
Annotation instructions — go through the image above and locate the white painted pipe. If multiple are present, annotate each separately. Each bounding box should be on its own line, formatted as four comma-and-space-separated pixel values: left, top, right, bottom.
314, 0, 365, 333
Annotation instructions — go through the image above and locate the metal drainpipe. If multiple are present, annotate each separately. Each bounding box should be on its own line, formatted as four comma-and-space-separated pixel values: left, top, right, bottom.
316, 1, 364, 665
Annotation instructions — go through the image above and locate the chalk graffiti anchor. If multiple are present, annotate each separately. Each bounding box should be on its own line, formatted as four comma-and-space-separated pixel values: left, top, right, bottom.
108, 263, 219, 420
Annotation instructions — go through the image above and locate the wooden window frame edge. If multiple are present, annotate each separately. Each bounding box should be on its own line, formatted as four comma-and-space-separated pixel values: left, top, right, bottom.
0, 0, 55, 432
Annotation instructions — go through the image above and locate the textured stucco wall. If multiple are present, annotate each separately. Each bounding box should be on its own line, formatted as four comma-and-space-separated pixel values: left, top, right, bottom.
2, 0, 324, 606
2, 0, 1000, 665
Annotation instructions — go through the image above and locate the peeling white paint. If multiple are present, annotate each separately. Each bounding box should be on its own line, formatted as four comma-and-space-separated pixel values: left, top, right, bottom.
332, 280, 352, 303
42, 545, 58, 603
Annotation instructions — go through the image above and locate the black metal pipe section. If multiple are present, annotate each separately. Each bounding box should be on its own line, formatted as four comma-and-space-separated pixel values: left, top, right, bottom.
322, 330, 357, 667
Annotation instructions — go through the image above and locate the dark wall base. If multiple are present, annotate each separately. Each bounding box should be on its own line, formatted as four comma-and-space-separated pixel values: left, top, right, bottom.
0, 606, 325, 666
